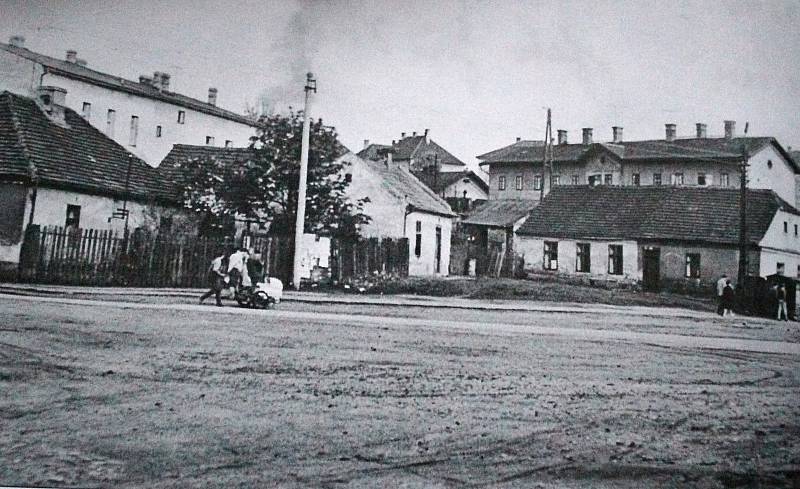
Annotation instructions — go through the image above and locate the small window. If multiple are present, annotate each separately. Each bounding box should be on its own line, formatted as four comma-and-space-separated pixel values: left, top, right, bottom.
576, 243, 591, 273
106, 109, 116, 137
498, 175, 506, 191
588, 174, 601, 186
784, 221, 788, 233
129, 115, 139, 146
65, 205, 81, 229
515, 175, 523, 191
533, 175, 542, 191
720, 173, 729, 187
571, 175, 579, 185
344, 173, 352, 183
156, 125, 162, 137
685, 253, 700, 278
777, 262, 785, 275
543, 241, 558, 270
608, 244, 623, 275
671, 172, 684, 185
177, 110, 185, 124
225, 140, 232, 148
796, 264, 800, 278
206, 136, 215, 146
81, 102, 91, 119
697, 173, 706, 186
414, 221, 422, 257
653, 173, 662, 185
794, 224, 797, 236
551, 175, 560, 186
767, 159, 773, 169
604, 174, 612, 185
631, 173, 640, 186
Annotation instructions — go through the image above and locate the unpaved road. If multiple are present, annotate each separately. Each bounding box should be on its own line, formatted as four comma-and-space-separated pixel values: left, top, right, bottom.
1, 295, 799, 488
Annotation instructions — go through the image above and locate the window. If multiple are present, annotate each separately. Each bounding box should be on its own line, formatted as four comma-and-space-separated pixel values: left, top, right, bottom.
414, 221, 422, 257
344, 173, 352, 183
571, 175, 579, 185
206, 136, 215, 146
653, 173, 662, 185
604, 174, 612, 185
797, 264, 800, 278
608, 244, 623, 275
784, 221, 789, 233
777, 262, 785, 275
721, 173, 729, 187
685, 253, 701, 278
671, 172, 684, 185
795, 224, 797, 236
177, 110, 185, 124
106, 109, 116, 137
631, 173, 640, 186
588, 174, 601, 186
767, 159, 773, 169
515, 175, 523, 191
225, 140, 232, 148
129, 115, 139, 146
697, 173, 706, 186
81, 102, 91, 119
551, 175, 560, 186
533, 175, 542, 190
543, 241, 558, 270
498, 175, 506, 191
576, 243, 591, 273
65, 205, 81, 229
155, 125, 162, 137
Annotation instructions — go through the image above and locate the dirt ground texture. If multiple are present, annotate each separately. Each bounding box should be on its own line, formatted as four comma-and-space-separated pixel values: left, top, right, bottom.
1, 296, 799, 488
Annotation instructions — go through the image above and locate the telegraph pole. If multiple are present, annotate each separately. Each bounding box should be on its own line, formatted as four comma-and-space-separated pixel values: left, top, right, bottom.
737, 122, 750, 299
292, 73, 316, 290
539, 108, 552, 201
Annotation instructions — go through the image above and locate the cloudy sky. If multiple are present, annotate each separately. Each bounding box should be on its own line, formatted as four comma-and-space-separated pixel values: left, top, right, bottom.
3, 0, 800, 167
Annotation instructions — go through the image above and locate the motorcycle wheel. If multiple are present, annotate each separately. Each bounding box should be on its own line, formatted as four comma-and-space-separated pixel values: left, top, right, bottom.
253, 291, 271, 309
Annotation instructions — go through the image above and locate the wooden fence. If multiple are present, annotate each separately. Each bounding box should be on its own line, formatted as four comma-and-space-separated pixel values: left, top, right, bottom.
330, 237, 409, 282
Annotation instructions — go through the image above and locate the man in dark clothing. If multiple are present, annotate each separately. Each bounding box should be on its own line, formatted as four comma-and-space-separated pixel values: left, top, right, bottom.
777, 284, 789, 321
200, 253, 227, 306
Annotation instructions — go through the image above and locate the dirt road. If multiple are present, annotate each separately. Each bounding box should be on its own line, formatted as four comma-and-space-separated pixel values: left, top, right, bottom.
1, 295, 798, 488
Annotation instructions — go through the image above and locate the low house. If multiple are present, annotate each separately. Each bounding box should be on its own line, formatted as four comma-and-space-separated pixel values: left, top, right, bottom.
358, 130, 467, 173
411, 169, 489, 213
338, 151, 456, 276
516, 185, 800, 292
0, 90, 175, 277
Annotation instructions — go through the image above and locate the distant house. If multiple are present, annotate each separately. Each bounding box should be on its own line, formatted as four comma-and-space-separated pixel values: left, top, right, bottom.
0, 35, 258, 166
358, 130, 467, 173
516, 185, 800, 291
478, 122, 799, 208
338, 151, 456, 276
411, 169, 489, 215
0, 90, 175, 276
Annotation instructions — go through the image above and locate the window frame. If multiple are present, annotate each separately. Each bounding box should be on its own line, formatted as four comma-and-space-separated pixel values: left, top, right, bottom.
177, 110, 186, 124
571, 175, 579, 185
533, 174, 543, 191
653, 173, 662, 185
81, 101, 91, 119
65, 204, 81, 229
631, 173, 640, 186
685, 253, 701, 278
106, 109, 116, 138
129, 115, 139, 147
155, 125, 162, 138
414, 221, 422, 257
720, 172, 729, 187
603, 174, 612, 185
206, 136, 215, 146
697, 172, 706, 186
498, 175, 506, 191
576, 242, 591, 273
608, 244, 623, 275
543, 241, 559, 270
515, 175, 523, 191
551, 175, 560, 187
671, 172, 684, 185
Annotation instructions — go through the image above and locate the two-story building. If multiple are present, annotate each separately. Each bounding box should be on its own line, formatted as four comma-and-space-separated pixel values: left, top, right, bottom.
0, 35, 258, 167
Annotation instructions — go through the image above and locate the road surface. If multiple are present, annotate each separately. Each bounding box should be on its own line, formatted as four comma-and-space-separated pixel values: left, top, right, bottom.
1, 294, 798, 488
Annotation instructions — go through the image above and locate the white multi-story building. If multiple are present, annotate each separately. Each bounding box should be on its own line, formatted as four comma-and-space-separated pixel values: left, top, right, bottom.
0, 35, 258, 167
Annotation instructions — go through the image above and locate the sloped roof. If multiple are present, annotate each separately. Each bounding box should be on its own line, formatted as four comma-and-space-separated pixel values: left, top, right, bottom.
517, 185, 797, 246
462, 199, 538, 228
356, 143, 391, 161
362, 158, 455, 216
411, 170, 489, 194
0, 42, 257, 127
158, 144, 256, 201
478, 136, 797, 171
358, 135, 466, 167
0, 91, 171, 202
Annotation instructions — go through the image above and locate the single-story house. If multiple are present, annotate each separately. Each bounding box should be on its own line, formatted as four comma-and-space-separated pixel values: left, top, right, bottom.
516, 185, 800, 292
411, 169, 489, 214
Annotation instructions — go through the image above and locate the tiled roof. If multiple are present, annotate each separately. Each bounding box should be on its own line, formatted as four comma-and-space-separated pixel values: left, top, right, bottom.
517, 185, 797, 245
356, 143, 391, 161
158, 144, 256, 201
358, 135, 466, 167
478, 137, 797, 171
0, 91, 171, 202
0, 42, 258, 127
363, 158, 455, 216
411, 170, 489, 194
462, 199, 538, 228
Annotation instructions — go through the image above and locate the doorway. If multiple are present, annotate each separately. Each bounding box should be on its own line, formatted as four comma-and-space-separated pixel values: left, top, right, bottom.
642, 247, 661, 292
434, 226, 442, 274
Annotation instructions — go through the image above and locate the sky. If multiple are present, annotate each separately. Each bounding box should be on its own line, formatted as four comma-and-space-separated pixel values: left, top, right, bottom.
2, 0, 800, 168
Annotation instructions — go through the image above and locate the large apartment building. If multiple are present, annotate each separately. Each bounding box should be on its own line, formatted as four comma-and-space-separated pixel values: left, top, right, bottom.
0, 35, 258, 167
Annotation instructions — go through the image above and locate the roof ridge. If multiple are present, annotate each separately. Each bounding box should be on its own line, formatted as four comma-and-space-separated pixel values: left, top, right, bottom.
398, 165, 454, 212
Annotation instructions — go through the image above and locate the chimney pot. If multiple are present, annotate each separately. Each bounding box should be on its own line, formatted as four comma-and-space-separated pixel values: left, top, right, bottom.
724, 120, 736, 139
207, 87, 218, 106
8, 35, 25, 48
612, 126, 623, 143
401, 132, 406, 138
363, 139, 370, 149
582, 128, 593, 145
139, 75, 152, 86
412, 131, 417, 137
160, 73, 170, 91
665, 123, 677, 142
36, 85, 67, 124
557, 129, 568, 145
696, 123, 707, 138
66, 50, 77, 63
516, 137, 521, 142
424, 128, 429, 143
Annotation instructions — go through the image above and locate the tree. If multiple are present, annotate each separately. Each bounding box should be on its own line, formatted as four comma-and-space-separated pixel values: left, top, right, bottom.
178, 110, 369, 238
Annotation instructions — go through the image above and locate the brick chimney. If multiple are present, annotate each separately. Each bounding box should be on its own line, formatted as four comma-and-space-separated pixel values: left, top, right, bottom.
139, 75, 152, 86
424, 128, 429, 144
412, 131, 417, 137
612, 126, 623, 143
160, 73, 170, 91
207, 87, 218, 106
8, 35, 25, 48
582, 128, 593, 145
665, 123, 676, 142
401, 132, 406, 138
66, 50, 77, 63
37, 86, 67, 125
724, 120, 736, 139
363, 139, 370, 149
696, 123, 707, 138
557, 130, 568, 145
516, 137, 521, 142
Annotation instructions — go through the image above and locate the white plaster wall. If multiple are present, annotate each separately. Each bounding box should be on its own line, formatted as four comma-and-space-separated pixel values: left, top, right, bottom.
0, 49, 44, 97
27, 187, 150, 232
408, 211, 452, 276
517, 236, 639, 280
758, 209, 800, 277
442, 178, 488, 200
748, 145, 796, 205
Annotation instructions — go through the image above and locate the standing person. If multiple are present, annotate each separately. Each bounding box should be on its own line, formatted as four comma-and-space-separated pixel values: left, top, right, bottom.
777, 284, 789, 321
227, 247, 249, 294
716, 273, 728, 316
722, 279, 736, 317
199, 252, 227, 306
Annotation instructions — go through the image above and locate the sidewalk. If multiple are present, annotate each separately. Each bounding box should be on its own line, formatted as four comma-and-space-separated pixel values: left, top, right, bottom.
0, 283, 715, 319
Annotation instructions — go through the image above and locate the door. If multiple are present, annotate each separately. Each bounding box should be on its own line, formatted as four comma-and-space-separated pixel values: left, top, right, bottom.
434, 226, 442, 274
642, 247, 660, 292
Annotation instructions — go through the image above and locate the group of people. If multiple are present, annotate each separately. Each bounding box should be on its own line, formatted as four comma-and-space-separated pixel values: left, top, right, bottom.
199, 248, 263, 306
716, 273, 790, 321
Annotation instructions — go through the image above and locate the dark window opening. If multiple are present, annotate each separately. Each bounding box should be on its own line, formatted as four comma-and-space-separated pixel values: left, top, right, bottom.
604, 174, 612, 185
533, 175, 542, 190
685, 253, 700, 278
515, 175, 523, 191
177, 110, 185, 124
576, 242, 590, 272
414, 221, 422, 257
543, 241, 558, 270
608, 244, 623, 275
498, 176, 506, 191
345, 173, 352, 183
631, 173, 640, 186
65, 205, 81, 230
156, 125, 162, 137
653, 173, 662, 185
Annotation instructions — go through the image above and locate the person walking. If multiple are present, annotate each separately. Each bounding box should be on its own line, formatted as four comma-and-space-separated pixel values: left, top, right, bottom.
200, 252, 227, 306
227, 247, 249, 294
777, 284, 789, 321
722, 279, 736, 317
716, 273, 728, 316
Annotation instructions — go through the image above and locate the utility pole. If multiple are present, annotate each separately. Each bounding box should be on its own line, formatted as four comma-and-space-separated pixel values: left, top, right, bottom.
539, 108, 552, 201
292, 73, 316, 290
737, 122, 750, 300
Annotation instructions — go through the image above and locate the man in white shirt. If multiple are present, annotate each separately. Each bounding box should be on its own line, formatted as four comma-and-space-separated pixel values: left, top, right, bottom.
716, 273, 728, 316
200, 252, 227, 306
227, 248, 250, 294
